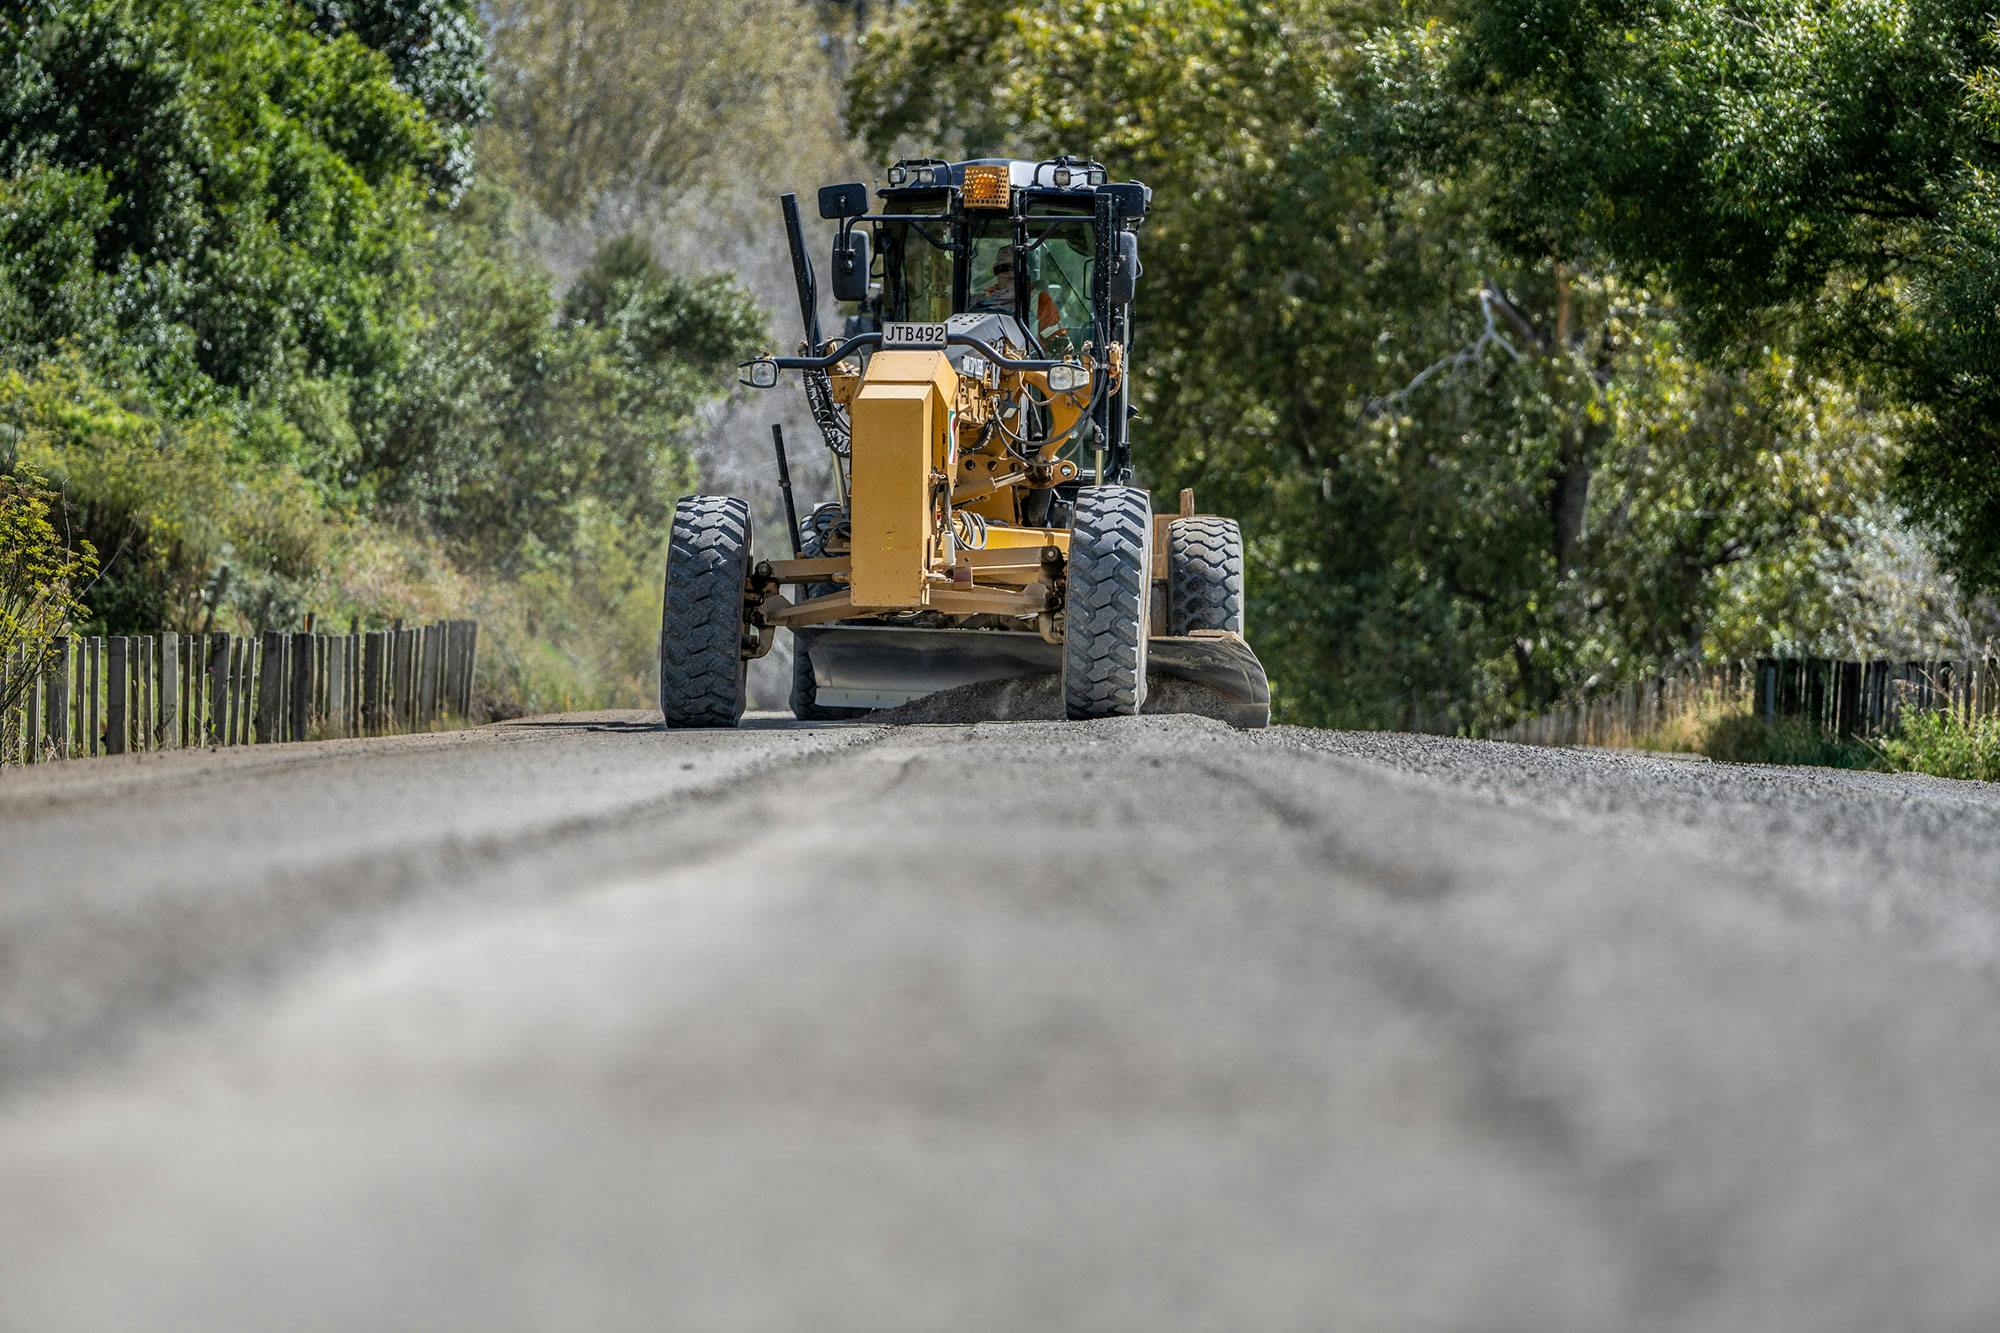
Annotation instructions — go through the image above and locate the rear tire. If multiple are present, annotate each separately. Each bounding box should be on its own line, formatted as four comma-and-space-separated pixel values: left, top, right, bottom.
1062, 486, 1152, 719
1166, 516, 1245, 635
660, 495, 751, 728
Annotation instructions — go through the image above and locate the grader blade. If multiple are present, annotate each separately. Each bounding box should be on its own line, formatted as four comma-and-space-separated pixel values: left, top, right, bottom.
795, 627, 1061, 711
1146, 631, 1272, 729
796, 625, 1271, 728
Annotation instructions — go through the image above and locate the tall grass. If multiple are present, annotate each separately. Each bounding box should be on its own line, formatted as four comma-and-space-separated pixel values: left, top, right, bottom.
1872, 710, 2000, 782
1614, 679, 1997, 778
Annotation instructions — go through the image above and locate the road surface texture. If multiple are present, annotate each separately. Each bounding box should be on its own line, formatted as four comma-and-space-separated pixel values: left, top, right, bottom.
5, 711, 2000, 1331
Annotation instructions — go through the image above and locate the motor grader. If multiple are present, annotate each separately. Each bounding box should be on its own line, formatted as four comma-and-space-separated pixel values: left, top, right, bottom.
658, 157, 1269, 727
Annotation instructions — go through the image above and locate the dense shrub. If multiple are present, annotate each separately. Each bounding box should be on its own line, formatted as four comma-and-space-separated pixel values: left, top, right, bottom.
1873, 712, 2000, 783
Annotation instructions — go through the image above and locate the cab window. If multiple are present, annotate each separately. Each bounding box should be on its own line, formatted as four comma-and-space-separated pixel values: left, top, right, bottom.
1027, 218, 1095, 351
884, 217, 953, 322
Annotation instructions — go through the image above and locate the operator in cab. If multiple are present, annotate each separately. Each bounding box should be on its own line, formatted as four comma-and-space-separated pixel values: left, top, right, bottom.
972, 252, 1074, 356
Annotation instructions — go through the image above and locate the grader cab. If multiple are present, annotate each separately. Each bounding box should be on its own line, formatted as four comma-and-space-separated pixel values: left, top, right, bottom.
658, 157, 1270, 727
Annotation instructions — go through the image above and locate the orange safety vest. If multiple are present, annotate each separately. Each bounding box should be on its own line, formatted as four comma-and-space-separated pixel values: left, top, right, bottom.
1033, 289, 1067, 346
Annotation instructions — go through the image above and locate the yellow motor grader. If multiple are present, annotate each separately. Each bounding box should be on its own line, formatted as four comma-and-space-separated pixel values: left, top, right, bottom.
659, 157, 1269, 727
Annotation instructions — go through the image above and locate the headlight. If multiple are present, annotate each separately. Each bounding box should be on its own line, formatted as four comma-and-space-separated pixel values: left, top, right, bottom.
739, 359, 779, 389
1046, 363, 1090, 394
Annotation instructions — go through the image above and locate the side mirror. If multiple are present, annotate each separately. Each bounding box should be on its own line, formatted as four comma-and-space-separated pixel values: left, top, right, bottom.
832, 230, 871, 304
818, 182, 869, 220
1108, 232, 1141, 304
739, 359, 779, 389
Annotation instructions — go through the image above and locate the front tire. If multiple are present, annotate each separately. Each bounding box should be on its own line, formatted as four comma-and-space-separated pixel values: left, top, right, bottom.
1062, 486, 1152, 719
660, 495, 751, 728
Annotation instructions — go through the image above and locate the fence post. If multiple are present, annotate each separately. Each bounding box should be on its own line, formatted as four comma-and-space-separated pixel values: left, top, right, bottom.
23, 647, 42, 763
349, 631, 363, 734
157, 632, 178, 750
257, 631, 286, 744
71, 641, 85, 757
135, 635, 149, 749
212, 633, 228, 746
310, 632, 324, 726
459, 620, 478, 717
420, 623, 441, 726
44, 636, 69, 760
393, 628, 415, 730
181, 635, 196, 746
289, 630, 313, 741
202, 634, 226, 747
228, 637, 245, 745
362, 632, 386, 735
444, 621, 460, 717
86, 636, 101, 756
432, 624, 448, 728
105, 637, 128, 756
412, 626, 428, 728
327, 635, 346, 738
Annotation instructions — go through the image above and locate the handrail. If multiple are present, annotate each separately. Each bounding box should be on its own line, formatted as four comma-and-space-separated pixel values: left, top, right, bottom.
764, 331, 1074, 374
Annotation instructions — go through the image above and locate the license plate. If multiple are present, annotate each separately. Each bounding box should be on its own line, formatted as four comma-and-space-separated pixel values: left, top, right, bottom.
882, 321, 947, 348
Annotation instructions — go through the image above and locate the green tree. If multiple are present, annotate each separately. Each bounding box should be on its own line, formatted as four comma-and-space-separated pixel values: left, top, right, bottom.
364, 189, 762, 566
1381, 0, 2000, 591
301, 0, 489, 192
0, 0, 443, 414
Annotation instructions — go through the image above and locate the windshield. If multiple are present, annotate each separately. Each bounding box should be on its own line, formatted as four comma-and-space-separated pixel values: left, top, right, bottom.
968, 214, 1095, 354
883, 207, 1097, 346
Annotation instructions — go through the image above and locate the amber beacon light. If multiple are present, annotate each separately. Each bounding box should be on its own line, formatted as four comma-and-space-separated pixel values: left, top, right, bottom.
962, 163, 1010, 209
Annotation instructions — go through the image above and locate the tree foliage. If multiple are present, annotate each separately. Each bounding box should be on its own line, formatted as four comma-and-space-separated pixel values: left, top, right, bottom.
366, 189, 762, 567
0, 0, 761, 710
0, 0, 448, 417
301, 0, 489, 192
1377, 0, 2000, 591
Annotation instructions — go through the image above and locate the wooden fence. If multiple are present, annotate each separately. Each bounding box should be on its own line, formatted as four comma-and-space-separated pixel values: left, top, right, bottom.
1496, 656, 2000, 748
1495, 663, 1751, 748
0, 619, 478, 765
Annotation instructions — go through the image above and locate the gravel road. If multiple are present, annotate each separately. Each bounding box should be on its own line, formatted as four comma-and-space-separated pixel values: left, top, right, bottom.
5, 712, 2000, 1331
